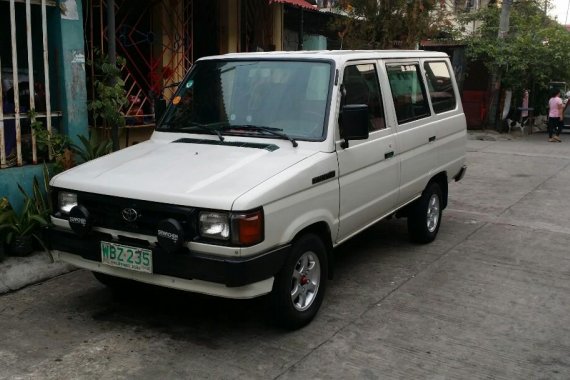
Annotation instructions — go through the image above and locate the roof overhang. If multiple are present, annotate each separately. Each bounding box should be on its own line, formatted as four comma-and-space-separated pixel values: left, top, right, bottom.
269, 0, 318, 11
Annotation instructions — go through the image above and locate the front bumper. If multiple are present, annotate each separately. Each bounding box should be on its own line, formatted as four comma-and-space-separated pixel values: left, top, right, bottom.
49, 227, 290, 297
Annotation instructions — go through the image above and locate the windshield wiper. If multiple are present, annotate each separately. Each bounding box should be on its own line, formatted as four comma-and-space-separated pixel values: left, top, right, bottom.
177, 122, 225, 142
223, 125, 298, 148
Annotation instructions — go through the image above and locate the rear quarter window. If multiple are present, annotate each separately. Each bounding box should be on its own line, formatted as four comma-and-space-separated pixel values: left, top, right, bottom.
424, 61, 457, 114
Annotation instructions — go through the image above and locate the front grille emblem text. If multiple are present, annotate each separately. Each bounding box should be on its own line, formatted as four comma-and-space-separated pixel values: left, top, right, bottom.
122, 208, 139, 222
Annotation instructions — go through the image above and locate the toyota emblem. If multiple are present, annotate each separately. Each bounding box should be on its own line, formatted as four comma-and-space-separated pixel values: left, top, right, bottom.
122, 208, 139, 222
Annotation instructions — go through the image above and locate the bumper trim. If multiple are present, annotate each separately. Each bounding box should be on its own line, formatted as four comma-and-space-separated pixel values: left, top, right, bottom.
52, 250, 274, 299
49, 228, 290, 288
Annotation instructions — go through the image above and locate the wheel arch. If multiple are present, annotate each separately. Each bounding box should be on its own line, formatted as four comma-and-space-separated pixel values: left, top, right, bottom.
292, 221, 335, 280
429, 171, 448, 209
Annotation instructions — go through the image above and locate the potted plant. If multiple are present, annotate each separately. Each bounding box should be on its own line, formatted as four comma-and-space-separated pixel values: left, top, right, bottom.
0, 197, 49, 256
0, 171, 51, 257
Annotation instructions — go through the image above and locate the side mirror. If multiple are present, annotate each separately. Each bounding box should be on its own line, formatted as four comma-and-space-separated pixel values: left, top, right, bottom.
340, 104, 369, 148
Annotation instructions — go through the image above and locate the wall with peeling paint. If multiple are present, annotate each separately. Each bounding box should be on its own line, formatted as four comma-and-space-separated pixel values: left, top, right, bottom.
50, 0, 88, 147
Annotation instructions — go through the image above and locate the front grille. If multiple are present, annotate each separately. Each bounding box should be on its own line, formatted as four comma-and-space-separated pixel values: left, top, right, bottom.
61, 191, 197, 238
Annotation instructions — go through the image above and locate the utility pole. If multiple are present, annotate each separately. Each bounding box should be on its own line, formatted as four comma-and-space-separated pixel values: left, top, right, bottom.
487, 0, 512, 129
107, 0, 119, 151
298, 8, 304, 51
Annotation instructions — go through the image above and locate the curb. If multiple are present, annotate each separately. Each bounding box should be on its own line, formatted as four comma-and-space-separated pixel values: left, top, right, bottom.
0, 251, 75, 295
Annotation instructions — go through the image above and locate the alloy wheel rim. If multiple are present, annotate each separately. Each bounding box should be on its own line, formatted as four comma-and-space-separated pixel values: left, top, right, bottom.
290, 251, 321, 312
426, 194, 440, 233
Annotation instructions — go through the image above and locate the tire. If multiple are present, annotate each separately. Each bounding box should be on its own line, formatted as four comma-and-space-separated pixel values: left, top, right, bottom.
407, 182, 443, 244
271, 234, 328, 329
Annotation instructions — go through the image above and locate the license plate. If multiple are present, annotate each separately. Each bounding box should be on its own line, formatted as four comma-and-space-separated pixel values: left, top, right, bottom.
100, 241, 153, 273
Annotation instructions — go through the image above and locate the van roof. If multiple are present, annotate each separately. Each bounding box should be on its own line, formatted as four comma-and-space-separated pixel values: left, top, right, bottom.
198, 50, 449, 63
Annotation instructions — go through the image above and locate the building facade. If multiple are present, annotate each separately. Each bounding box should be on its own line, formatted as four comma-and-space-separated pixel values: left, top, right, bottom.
1, 0, 338, 209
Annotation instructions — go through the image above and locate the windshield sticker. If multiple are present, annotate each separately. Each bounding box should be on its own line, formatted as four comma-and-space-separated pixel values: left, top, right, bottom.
186, 80, 194, 88
172, 96, 181, 105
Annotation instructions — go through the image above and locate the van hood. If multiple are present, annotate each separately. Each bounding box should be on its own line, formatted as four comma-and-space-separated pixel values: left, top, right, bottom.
51, 136, 318, 210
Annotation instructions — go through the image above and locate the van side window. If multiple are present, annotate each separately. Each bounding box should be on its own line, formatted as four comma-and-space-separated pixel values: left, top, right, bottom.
343, 64, 386, 131
424, 61, 456, 113
386, 64, 430, 124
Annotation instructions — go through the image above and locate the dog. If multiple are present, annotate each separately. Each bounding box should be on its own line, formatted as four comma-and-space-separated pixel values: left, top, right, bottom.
506, 117, 529, 134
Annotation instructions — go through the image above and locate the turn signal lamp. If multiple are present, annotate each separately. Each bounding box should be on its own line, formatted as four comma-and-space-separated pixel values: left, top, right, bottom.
232, 210, 264, 246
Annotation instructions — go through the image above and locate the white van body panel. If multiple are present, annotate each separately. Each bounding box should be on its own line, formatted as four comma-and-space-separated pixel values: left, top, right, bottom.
51, 132, 320, 211
234, 151, 340, 256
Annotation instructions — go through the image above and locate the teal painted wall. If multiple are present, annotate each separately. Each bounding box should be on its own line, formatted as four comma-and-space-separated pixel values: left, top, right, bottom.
0, 165, 47, 212
50, 0, 88, 146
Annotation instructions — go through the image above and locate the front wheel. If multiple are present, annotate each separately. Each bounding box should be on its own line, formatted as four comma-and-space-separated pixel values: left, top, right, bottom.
407, 182, 443, 244
271, 234, 328, 329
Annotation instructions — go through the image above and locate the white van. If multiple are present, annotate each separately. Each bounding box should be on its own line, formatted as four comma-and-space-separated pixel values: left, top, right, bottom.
49, 50, 466, 329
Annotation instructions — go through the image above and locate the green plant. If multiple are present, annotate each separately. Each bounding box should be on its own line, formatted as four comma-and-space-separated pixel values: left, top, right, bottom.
88, 51, 127, 130
0, 167, 53, 256
18, 167, 52, 223
71, 133, 113, 163
0, 198, 49, 256
29, 109, 73, 173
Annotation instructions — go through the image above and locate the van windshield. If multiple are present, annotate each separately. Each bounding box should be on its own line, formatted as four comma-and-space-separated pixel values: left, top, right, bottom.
158, 60, 332, 141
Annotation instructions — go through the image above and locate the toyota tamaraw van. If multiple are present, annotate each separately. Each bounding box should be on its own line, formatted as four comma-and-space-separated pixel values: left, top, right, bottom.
49, 50, 467, 329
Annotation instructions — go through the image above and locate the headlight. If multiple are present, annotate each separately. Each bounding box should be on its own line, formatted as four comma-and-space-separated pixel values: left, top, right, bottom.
58, 192, 77, 214
198, 209, 264, 246
199, 212, 230, 240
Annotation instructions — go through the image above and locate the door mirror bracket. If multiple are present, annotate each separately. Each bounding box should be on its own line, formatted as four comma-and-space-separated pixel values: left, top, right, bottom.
340, 104, 369, 149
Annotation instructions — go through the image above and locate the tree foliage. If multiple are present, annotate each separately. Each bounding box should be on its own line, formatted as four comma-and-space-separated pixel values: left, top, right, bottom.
460, 0, 570, 94
332, 0, 459, 49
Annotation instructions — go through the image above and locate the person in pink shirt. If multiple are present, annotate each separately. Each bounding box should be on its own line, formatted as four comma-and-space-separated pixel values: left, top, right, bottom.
548, 89, 563, 142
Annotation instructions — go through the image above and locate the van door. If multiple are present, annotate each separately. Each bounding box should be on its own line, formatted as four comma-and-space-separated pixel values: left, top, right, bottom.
384, 61, 436, 204
422, 60, 464, 174
336, 61, 400, 242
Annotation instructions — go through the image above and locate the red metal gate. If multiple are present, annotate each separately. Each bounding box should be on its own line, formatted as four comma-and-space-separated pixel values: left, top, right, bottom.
85, 0, 194, 129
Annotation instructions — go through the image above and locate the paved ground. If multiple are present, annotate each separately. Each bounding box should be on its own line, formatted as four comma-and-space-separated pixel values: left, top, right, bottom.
1, 131, 569, 379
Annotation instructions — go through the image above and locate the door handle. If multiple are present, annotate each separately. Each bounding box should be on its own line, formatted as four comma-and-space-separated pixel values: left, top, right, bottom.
384, 151, 394, 159
429, 136, 436, 142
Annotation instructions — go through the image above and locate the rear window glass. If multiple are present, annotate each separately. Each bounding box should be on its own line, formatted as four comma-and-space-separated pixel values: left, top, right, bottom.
424, 61, 456, 114
386, 64, 430, 124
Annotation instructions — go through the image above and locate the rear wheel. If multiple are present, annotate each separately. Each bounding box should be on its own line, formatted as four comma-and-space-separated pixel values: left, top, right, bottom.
271, 234, 328, 329
407, 182, 443, 244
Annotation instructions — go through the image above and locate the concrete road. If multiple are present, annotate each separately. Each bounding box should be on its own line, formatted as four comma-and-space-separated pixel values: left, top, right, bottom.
1, 132, 569, 379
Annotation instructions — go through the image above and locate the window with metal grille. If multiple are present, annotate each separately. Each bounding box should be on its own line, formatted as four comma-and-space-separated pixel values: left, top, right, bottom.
0, 0, 61, 169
